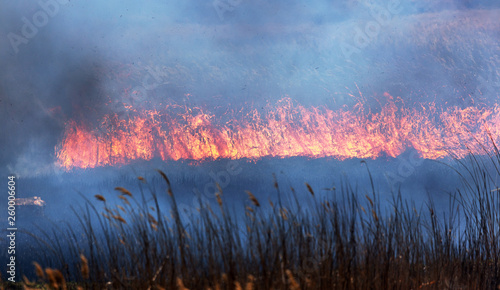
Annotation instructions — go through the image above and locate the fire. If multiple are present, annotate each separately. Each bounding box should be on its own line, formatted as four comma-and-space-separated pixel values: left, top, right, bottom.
55, 94, 500, 170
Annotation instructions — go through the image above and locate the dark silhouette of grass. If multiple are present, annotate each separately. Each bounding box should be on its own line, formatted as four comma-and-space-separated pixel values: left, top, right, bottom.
7, 147, 500, 289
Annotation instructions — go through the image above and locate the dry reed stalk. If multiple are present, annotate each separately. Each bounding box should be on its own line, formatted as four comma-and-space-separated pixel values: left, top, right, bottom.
45, 268, 66, 290
112, 215, 127, 224
366, 195, 374, 207
280, 208, 288, 220
80, 254, 89, 279
245, 275, 255, 290
115, 187, 133, 197
33, 262, 45, 280
22, 275, 34, 287
246, 191, 260, 207
286, 270, 300, 290
156, 170, 171, 186
216, 192, 223, 208
176, 277, 189, 290
94, 194, 106, 202
234, 281, 243, 290
305, 183, 314, 196
118, 195, 130, 205
148, 213, 158, 225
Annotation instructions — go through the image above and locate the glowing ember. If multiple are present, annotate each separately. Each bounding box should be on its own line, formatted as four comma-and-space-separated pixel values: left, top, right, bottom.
55, 94, 500, 170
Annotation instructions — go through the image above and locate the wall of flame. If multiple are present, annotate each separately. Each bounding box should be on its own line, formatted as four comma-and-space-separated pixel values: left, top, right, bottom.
55, 94, 500, 170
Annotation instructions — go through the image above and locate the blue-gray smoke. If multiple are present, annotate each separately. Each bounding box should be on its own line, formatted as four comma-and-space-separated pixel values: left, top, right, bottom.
0, 0, 499, 176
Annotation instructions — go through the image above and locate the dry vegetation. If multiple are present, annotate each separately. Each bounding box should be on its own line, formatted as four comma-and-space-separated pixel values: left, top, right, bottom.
4, 147, 500, 289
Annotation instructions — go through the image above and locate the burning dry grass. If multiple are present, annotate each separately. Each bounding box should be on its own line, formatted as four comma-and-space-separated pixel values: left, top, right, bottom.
55, 95, 500, 171
8, 150, 500, 289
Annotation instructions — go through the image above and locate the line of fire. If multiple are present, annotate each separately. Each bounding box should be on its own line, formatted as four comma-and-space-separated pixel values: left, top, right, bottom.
55, 94, 500, 170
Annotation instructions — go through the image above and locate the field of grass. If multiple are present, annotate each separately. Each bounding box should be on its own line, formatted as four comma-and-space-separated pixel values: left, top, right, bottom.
2, 147, 500, 290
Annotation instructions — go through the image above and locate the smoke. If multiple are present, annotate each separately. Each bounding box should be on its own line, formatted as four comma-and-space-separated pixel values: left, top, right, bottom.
0, 0, 499, 176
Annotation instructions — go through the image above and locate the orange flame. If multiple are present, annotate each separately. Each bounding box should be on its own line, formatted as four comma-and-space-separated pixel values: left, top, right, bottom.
55, 94, 500, 170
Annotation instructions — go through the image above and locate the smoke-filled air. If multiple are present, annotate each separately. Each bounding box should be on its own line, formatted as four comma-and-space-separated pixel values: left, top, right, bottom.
1, 0, 500, 289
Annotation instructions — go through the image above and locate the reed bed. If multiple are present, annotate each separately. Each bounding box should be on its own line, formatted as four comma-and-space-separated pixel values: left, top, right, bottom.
4, 150, 500, 289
